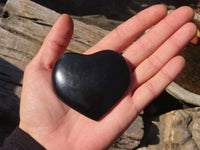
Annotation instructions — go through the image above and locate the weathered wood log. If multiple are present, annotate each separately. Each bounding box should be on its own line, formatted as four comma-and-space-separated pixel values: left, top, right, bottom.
0, 0, 109, 99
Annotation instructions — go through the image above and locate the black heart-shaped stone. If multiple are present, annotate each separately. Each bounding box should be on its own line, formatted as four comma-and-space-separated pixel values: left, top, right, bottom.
52, 50, 130, 121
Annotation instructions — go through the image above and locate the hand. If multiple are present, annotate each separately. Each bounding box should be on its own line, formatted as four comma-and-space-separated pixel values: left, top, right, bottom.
19, 5, 196, 150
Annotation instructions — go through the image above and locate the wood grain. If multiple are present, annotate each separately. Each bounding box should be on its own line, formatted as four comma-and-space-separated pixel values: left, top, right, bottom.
0, 0, 108, 101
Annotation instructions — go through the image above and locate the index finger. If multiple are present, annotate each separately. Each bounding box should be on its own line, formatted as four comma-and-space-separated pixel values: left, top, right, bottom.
85, 5, 167, 54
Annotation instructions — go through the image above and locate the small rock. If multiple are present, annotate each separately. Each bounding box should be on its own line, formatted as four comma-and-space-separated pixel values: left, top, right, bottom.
52, 50, 130, 121
137, 107, 200, 150
109, 115, 144, 150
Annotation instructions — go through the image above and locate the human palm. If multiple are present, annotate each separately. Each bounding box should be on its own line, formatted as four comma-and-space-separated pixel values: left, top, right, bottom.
19, 5, 196, 150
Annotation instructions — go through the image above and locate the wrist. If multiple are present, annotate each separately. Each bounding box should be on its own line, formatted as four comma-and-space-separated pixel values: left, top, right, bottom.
19, 123, 57, 150
2, 126, 45, 150
19, 123, 48, 149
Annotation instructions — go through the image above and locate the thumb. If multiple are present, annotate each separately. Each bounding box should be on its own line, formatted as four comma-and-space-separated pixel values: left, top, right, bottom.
34, 14, 73, 70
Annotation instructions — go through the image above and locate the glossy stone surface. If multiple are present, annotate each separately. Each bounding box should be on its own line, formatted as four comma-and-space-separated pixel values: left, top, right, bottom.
52, 50, 130, 121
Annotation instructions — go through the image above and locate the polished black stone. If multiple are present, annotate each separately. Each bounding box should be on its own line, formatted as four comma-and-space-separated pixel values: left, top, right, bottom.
52, 50, 130, 121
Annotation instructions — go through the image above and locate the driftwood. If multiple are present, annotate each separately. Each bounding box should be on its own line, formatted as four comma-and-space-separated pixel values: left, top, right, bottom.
0, 0, 109, 99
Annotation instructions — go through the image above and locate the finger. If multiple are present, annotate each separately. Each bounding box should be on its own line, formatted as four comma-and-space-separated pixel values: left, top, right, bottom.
131, 56, 185, 113
123, 6, 194, 67
85, 5, 167, 54
131, 22, 196, 89
35, 14, 73, 69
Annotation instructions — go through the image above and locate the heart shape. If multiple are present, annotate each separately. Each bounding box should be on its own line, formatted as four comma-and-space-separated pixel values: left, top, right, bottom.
52, 50, 130, 121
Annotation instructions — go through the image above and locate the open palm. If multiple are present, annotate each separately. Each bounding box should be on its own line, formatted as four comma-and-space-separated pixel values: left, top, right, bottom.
19, 5, 196, 150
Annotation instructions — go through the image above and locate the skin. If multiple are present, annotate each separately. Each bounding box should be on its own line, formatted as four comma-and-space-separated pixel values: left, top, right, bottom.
19, 5, 196, 150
